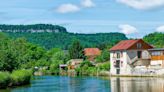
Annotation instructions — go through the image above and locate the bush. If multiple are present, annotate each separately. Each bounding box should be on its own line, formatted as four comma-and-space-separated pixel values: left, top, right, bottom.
86, 67, 97, 76
0, 72, 10, 88
80, 60, 93, 67
50, 64, 60, 75
76, 61, 97, 76
11, 70, 32, 86
97, 62, 110, 71
96, 49, 110, 63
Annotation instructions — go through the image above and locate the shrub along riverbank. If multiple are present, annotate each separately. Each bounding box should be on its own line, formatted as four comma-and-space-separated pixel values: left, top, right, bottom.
0, 70, 32, 89
34, 61, 110, 76
75, 61, 110, 76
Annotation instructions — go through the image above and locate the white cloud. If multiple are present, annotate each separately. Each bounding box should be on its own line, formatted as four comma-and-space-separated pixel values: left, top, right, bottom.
56, 4, 80, 13
119, 24, 138, 35
81, 0, 95, 8
156, 25, 164, 32
117, 0, 164, 10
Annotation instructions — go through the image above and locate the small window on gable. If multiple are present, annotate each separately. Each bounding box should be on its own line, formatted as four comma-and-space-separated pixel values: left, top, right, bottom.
137, 43, 142, 49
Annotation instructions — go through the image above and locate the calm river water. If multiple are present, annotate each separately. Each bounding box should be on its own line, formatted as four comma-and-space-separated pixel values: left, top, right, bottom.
1, 76, 164, 92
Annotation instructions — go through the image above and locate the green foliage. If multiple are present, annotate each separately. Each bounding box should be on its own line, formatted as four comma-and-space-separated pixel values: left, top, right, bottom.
48, 48, 68, 75
143, 32, 164, 48
11, 70, 32, 86
0, 70, 32, 89
85, 67, 97, 76
0, 72, 10, 88
97, 43, 108, 50
0, 36, 46, 71
96, 49, 110, 63
75, 61, 97, 76
80, 60, 93, 67
0, 32, 49, 71
0, 33, 18, 71
75, 61, 110, 76
49, 63, 60, 75
69, 40, 83, 59
35, 59, 50, 67
97, 62, 110, 71
0, 32, 70, 75
5, 30, 127, 49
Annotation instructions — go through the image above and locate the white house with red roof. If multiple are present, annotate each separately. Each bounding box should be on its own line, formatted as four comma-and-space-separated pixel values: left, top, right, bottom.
110, 39, 153, 75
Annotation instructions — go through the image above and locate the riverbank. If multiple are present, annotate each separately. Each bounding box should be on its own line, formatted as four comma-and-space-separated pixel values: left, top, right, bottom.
0, 70, 32, 89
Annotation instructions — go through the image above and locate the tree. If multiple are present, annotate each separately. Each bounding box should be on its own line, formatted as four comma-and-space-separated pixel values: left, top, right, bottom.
144, 32, 164, 48
97, 43, 107, 50
96, 49, 110, 63
68, 40, 83, 59
0, 33, 48, 71
0, 33, 18, 72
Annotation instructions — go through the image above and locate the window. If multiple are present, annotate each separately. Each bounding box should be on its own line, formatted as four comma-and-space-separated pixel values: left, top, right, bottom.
117, 53, 120, 59
121, 51, 123, 57
137, 43, 142, 49
113, 52, 115, 58
151, 51, 161, 56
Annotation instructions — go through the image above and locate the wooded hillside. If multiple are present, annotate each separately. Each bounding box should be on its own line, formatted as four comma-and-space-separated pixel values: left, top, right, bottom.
143, 32, 164, 48
1, 24, 128, 49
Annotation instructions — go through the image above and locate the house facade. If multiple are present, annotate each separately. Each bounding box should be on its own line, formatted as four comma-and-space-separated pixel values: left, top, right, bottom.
110, 39, 153, 75
149, 48, 164, 67
67, 59, 83, 70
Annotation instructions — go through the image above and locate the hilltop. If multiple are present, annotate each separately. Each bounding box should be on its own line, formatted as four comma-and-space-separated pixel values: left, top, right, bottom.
0, 24, 128, 49
0, 24, 67, 33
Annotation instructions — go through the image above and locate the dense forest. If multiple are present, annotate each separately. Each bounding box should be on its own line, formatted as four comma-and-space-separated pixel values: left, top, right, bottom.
6, 32, 127, 49
143, 32, 164, 48
0, 24, 128, 49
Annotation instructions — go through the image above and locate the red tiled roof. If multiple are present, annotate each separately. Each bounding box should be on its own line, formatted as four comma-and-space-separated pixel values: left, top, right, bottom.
110, 39, 141, 51
84, 48, 101, 56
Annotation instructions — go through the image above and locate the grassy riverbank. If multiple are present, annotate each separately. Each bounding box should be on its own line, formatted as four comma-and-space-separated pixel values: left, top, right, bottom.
0, 70, 32, 89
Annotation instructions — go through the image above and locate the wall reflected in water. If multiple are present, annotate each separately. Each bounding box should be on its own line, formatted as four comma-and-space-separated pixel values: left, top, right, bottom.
111, 77, 164, 92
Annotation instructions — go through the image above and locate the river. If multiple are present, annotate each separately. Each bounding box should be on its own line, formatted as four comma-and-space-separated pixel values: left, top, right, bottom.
1, 76, 164, 92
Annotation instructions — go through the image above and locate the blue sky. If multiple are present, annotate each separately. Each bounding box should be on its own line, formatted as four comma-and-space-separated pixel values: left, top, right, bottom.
0, 0, 164, 38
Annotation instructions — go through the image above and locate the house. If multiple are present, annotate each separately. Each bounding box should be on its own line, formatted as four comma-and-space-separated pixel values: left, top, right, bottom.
84, 48, 101, 62
110, 39, 153, 75
149, 48, 164, 68
59, 64, 67, 70
67, 59, 83, 70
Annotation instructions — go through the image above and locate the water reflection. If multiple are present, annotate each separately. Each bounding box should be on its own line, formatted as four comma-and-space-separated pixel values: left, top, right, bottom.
111, 77, 164, 92
2, 76, 110, 92
1, 76, 164, 92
